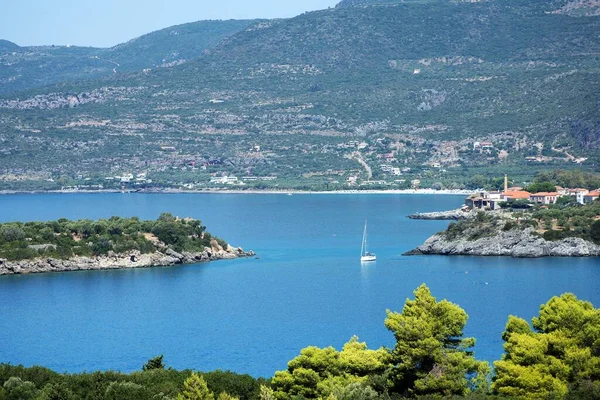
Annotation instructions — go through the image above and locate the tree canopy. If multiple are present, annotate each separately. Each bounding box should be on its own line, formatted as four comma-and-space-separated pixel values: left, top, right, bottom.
385, 284, 490, 397
493, 293, 600, 399
271, 284, 489, 399
0, 213, 227, 261
1, 286, 599, 399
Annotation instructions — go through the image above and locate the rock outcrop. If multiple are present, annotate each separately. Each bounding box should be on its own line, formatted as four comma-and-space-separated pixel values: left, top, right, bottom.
408, 208, 474, 220
406, 227, 600, 258
0, 246, 255, 276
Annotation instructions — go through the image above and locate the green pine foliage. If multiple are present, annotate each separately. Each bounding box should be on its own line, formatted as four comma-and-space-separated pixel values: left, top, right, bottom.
0, 213, 226, 261
493, 293, 600, 399
143, 355, 166, 371
1, 285, 599, 398
385, 284, 490, 397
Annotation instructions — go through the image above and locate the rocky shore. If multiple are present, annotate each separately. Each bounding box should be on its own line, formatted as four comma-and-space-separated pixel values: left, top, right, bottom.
408, 208, 474, 220
0, 245, 255, 276
406, 227, 600, 258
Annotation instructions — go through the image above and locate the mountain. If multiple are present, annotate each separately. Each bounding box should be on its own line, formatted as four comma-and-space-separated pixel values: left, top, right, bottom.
0, 20, 258, 95
336, 0, 413, 7
0, 0, 599, 191
104, 19, 262, 72
0, 39, 19, 52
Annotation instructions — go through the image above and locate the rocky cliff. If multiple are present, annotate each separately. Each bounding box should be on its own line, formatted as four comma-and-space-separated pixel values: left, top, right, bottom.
406, 227, 600, 258
408, 208, 474, 220
0, 245, 255, 276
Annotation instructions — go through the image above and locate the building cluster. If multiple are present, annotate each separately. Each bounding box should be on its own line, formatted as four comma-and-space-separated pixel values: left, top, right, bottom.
105, 173, 151, 185
209, 175, 278, 185
466, 175, 600, 210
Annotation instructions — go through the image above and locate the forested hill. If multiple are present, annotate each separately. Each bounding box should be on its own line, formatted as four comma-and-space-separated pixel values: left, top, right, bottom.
335, 0, 600, 15
104, 19, 261, 73
1, 0, 599, 191
0, 39, 19, 52
336, 0, 423, 7
0, 19, 258, 94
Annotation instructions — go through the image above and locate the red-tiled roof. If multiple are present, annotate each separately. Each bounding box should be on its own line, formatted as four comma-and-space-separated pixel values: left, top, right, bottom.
531, 192, 559, 197
504, 191, 531, 199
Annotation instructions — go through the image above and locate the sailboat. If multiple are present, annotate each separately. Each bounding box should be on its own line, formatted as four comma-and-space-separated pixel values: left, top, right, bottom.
360, 220, 376, 262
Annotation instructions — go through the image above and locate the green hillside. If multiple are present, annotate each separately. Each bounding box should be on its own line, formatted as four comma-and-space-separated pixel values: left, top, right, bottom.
0, 39, 19, 52
0, 0, 599, 191
0, 20, 257, 95
105, 19, 261, 72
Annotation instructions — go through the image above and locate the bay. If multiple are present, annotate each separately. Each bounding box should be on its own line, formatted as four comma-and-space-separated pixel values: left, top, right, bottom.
0, 193, 598, 377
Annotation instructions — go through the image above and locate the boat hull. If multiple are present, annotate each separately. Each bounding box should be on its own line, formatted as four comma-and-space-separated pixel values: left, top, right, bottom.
360, 255, 377, 262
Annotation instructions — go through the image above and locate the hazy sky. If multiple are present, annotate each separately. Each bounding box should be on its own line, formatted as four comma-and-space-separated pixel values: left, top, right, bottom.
1, 0, 340, 48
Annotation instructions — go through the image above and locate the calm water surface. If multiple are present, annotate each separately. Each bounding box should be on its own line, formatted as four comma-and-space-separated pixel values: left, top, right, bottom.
0, 193, 599, 377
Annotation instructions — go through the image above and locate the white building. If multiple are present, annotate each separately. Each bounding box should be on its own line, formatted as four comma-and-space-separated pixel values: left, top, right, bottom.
210, 176, 239, 185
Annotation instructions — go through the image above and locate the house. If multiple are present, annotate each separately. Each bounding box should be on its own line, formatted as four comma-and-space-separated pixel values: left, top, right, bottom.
564, 188, 589, 205
503, 190, 531, 201
466, 191, 506, 210
530, 192, 559, 205
210, 176, 239, 185
555, 186, 567, 196
117, 173, 134, 183
583, 191, 600, 204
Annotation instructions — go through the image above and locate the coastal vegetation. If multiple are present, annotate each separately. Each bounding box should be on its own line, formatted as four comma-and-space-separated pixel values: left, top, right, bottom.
443, 200, 600, 245
1, 285, 599, 399
0, 214, 227, 262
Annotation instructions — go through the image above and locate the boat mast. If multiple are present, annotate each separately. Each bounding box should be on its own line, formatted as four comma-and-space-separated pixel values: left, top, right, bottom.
361, 220, 367, 257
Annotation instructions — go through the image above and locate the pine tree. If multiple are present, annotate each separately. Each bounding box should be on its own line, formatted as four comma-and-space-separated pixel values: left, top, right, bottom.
177, 373, 215, 400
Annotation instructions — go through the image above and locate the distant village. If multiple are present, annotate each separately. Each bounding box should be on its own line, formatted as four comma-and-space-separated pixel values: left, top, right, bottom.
38, 135, 596, 193
465, 175, 600, 210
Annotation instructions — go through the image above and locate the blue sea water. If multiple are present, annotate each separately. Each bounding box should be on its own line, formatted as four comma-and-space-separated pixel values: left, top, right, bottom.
0, 193, 599, 377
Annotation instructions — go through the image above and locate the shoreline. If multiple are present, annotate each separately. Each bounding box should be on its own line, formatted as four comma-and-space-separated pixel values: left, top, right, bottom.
0, 188, 472, 196
0, 246, 255, 276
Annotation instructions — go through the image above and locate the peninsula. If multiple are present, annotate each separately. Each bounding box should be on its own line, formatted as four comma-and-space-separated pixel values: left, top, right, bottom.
408, 173, 600, 257
407, 202, 600, 258
0, 213, 254, 275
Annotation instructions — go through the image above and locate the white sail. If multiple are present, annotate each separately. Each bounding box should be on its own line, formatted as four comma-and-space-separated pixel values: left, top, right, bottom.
360, 220, 376, 262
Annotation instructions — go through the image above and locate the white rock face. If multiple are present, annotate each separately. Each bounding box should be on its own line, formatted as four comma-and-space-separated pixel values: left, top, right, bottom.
408, 227, 600, 258
0, 246, 255, 275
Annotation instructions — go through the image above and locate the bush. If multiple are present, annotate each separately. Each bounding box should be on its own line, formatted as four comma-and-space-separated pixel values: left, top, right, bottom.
503, 221, 516, 231
0, 227, 26, 243
591, 220, 600, 245
543, 230, 567, 241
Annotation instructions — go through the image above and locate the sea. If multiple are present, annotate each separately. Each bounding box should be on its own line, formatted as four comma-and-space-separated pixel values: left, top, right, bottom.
0, 193, 598, 377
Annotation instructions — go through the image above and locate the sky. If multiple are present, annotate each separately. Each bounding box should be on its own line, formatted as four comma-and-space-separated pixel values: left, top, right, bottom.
1, 0, 340, 48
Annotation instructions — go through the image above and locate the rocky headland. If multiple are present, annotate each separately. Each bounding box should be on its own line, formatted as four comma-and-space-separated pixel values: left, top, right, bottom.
0, 244, 255, 276
407, 199, 600, 258
408, 208, 474, 220
0, 214, 255, 275
406, 227, 600, 258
